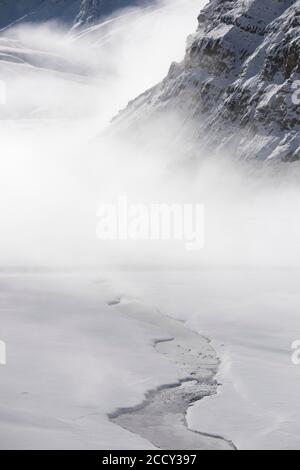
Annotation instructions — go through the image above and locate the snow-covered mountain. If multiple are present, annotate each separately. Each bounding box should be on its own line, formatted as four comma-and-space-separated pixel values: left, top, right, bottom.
74, 0, 149, 27
0, 0, 147, 30
114, 0, 300, 162
0, 0, 79, 29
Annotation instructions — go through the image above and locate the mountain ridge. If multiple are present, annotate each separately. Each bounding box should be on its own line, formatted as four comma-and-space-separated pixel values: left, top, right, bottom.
114, 0, 300, 162
0, 0, 147, 30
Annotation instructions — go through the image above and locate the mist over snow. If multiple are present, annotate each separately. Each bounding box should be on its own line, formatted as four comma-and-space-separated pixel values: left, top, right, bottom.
1, 0, 300, 452
0, 0, 300, 269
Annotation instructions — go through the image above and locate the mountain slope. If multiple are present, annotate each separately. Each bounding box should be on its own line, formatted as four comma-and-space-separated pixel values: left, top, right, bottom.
74, 0, 149, 27
0, 0, 147, 30
0, 0, 80, 29
114, 0, 300, 162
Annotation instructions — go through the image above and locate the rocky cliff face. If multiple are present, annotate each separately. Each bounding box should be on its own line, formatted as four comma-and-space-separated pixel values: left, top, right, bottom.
115, 0, 300, 162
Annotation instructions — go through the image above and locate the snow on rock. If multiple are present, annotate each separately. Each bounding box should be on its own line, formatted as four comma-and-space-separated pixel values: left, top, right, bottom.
74, 0, 149, 28
0, 0, 81, 30
114, 0, 300, 162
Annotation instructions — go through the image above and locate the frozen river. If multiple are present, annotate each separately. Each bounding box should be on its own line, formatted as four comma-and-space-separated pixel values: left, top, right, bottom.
1, 269, 300, 450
